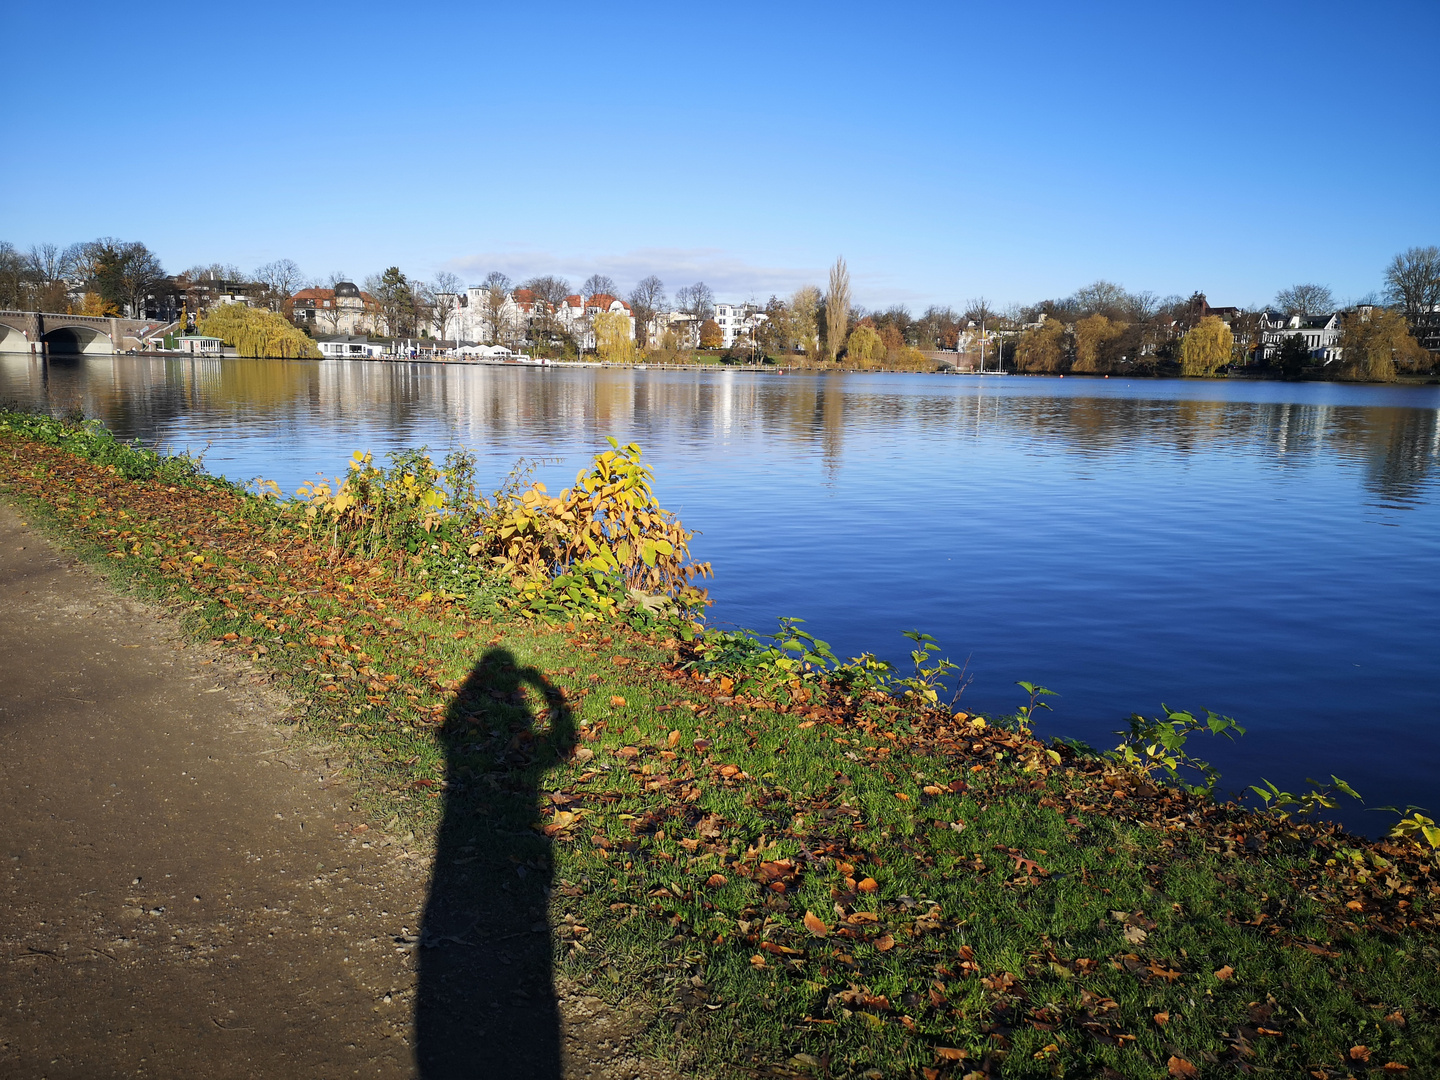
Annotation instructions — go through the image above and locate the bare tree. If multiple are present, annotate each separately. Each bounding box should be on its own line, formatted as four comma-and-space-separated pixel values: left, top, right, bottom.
628, 275, 665, 348
180, 262, 244, 283
676, 282, 714, 320
1274, 283, 1335, 316
1068, 280, 1133, 319
824, 257, 850, 361
0, 242, 27, 308
27, 243, 65, 282
1127, 290, 1162, 322
1384, 246, 1440, 327
254, 259, 306, 312
430, 270, 462, 341
522, 275, 570, 336
481, 271, 513, 345
964, 297, 995, 325
581, 274, 618, 300
25, 243, 76, 310
673, 282, 714, 347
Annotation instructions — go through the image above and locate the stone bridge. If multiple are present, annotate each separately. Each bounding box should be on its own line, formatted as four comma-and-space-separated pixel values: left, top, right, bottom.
0, 311, 165, 355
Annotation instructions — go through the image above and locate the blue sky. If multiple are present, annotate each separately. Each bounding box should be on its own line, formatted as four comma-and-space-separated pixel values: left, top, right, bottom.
4, 0, 1436, 310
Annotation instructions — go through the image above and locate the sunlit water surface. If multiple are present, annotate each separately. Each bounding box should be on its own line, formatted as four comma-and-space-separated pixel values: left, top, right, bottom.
5, 354, 1439, 832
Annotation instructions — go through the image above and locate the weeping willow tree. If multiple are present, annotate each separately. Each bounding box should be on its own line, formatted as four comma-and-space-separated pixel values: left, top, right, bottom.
593, 309, 637, 363
1179, 315, 1234, 377
198, 303, 321, 358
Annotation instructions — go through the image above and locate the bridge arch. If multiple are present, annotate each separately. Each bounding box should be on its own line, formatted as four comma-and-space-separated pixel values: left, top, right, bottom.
0, 323, 29, 352
41, 325, 114, 355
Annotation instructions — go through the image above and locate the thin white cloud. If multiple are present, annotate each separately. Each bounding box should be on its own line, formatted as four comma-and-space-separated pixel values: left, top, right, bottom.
443, 247, 828, 303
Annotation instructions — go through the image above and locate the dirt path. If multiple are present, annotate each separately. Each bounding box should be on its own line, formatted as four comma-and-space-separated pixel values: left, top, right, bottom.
0, 501, 674, 1079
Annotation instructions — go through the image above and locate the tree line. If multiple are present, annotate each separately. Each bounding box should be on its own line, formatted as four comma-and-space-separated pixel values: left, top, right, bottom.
994, 249, 1438, 381
3, 235, 1435, 379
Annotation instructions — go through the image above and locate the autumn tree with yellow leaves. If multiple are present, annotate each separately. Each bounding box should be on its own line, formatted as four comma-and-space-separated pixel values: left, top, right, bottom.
1179, 316, 1234, 377
593, 309, 636, 363
1014, 318, 1069, 373
846, 324, 882, 366
1072, 315, 1126, 373
199, 303, 321, 358
1339, 307, 1430, 382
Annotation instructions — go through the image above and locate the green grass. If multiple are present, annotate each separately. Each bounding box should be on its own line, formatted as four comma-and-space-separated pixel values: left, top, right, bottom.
2, 409, 1437, 1079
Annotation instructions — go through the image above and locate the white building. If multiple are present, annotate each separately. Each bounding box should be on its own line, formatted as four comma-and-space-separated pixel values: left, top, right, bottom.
647, 310, 698, 348
316, 334, 385, 359
1259, 311, 1343, 364
453, 287, 560, 347
556, 293, 635, 350
713, 303, 767, 348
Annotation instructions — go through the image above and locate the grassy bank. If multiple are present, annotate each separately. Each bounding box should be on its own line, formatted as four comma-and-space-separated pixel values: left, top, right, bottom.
1, 410, 1436, 1079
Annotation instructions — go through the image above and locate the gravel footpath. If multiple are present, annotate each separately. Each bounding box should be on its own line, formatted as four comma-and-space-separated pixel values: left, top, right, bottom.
0, 500, 675, 1079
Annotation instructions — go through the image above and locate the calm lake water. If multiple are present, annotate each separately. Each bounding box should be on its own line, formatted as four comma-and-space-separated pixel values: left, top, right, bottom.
5, 353, 1439, 832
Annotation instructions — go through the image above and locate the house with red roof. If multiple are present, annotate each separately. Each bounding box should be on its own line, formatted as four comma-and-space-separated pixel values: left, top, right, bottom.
290, 282, 380, 336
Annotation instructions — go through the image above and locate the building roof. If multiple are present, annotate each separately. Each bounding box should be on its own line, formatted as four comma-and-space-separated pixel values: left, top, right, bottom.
585, 293, 631, 314
291, 287, 377, 305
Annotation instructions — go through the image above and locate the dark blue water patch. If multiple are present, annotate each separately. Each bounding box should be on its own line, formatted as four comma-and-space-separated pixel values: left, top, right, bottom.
4, 355, 1438, 834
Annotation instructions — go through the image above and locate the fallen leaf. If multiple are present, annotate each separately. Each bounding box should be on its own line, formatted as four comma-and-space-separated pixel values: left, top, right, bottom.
874, 934, 895, 951
667, 729, 680, 748
1123, 925, 1148, 944
1214, 965, 1234, 981
803, 910, 829, 937
705, 874, 727, 888
1167, 1057, 1199, 1078
797, 720, 816, 729
609, 695, 627, 708
760, 941, 802, 956
922, 785, 944, 796
858, 877, 879, 893
1154, 1010, 1169, 1026
571, 747, 594, 763
895, 792, 911, 801
1381, 1063, 1410, 1072
719, 764, 741, 778
1346, 900, 1364, 912
935, 1047, 968, 1061
1350, 1046, 1371, 1062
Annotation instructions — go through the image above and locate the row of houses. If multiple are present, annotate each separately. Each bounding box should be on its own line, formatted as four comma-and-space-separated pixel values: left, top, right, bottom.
288, 280, 769, 352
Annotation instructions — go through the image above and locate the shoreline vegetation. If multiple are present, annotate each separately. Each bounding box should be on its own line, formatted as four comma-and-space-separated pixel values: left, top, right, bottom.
6, 242, 1439, 386
1, 407, 1437, 1078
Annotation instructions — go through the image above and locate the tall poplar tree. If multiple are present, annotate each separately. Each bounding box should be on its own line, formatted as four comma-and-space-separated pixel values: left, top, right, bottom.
825, 257, 850, 362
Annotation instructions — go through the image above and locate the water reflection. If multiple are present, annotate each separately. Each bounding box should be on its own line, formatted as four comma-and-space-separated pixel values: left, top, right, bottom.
6, 356, 1436, 502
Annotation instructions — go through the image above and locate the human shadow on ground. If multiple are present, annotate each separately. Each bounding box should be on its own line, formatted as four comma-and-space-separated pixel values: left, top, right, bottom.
416, 647, 575, 1078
